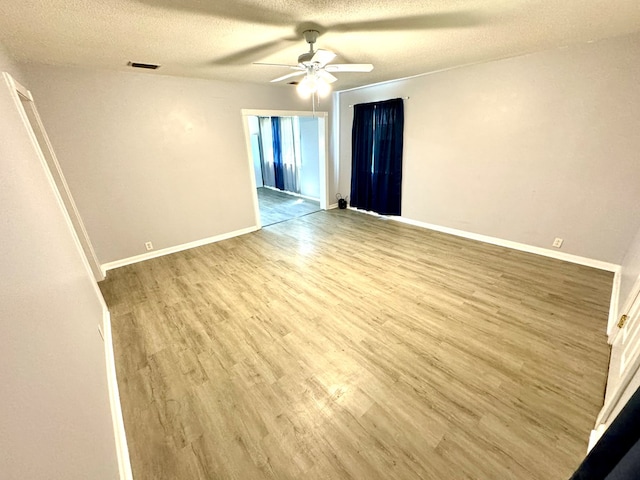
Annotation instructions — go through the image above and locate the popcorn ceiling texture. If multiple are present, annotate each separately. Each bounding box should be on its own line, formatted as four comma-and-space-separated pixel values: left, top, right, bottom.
0, 0, 639, 89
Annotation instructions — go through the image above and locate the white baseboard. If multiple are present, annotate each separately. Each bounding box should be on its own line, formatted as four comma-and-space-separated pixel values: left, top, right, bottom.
101, 226, 259, 272
391, 215, 619, 272
588, 427, 603, 453
103, 309, 133, 480
328, 203, 339, 210
347, 206, 380, 217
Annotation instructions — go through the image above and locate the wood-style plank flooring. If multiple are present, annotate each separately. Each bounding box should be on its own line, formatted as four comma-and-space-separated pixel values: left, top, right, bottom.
257, 187, 320, 226
100, 210, 612, 480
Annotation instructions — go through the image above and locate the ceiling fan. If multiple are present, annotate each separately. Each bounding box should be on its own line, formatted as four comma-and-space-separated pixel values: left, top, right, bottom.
254, 30, 373, 98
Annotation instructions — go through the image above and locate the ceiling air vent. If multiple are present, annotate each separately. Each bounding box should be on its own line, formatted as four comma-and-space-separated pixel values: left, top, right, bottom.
128, 62, 160, 70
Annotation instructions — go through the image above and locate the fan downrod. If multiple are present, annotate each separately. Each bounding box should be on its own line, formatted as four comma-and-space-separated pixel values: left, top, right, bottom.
303, 30, 320, 51
298, 30, 322, 64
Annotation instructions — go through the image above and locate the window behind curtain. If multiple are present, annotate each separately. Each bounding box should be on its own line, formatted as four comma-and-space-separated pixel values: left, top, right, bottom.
350, 98, 404, 215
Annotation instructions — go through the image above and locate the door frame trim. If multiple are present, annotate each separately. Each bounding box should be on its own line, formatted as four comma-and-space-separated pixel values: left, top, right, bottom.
6, 72, 104, 282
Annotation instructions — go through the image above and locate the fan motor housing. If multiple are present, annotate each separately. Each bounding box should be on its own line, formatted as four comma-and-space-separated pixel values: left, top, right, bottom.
303, 30, 319, 45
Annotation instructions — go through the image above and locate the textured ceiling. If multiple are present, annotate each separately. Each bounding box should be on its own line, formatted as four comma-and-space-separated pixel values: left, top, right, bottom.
1, 0, 639, 90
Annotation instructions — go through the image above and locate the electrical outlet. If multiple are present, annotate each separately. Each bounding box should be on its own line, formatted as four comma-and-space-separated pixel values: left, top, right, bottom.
145, 241, 154, 251
552, 237, 563, 248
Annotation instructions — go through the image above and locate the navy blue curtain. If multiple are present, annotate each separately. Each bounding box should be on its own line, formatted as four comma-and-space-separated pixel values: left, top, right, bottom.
271, 117, 285, 190
571, 386, 640, 479
350, 98, 404, 215
350, 103, 376, 212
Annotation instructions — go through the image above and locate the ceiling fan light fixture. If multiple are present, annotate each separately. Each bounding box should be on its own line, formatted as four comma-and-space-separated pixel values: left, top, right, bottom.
296, 76, 313, 98
316, 77, 331, 97
257, 29, 373, 100
296, 74, 331, 98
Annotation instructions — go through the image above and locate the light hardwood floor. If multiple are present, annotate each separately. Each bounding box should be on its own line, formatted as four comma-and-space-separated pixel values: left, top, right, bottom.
257, 187, 320, 226
100, 210, 612, 480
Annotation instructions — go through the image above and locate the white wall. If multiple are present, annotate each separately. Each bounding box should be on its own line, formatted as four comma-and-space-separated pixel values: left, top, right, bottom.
0, 45, 119, 479
299, 116, 320, 199
337, 31, 640, 264
19, 64, 321, 264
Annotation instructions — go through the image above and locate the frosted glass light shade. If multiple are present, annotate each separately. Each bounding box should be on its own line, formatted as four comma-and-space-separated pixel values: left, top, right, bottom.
316, 78, 331, 97
297, 74, 332, 98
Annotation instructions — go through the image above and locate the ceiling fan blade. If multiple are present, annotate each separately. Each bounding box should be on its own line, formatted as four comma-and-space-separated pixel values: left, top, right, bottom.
325, 64, 374, 73
328, 12, 482, 32
133, 0, 295, 26
212, 36, 297, 65
317, 70, 338, 84
271, 70, 306, 83
254, 62, 301, 68
310, 49, 336, 67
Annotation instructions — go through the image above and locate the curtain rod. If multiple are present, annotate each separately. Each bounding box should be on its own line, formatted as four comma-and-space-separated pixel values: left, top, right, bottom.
348, 96, 409, 108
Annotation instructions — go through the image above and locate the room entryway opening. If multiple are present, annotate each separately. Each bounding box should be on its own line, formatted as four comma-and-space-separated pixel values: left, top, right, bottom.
242, 109, 329, 228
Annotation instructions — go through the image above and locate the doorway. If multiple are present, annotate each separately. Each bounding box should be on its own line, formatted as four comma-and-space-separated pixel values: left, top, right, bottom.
242, 109, 329, 228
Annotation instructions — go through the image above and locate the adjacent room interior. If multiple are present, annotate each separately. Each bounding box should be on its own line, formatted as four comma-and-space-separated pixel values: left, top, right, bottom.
246, 114, 323, 227
2, 2, 640, 479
